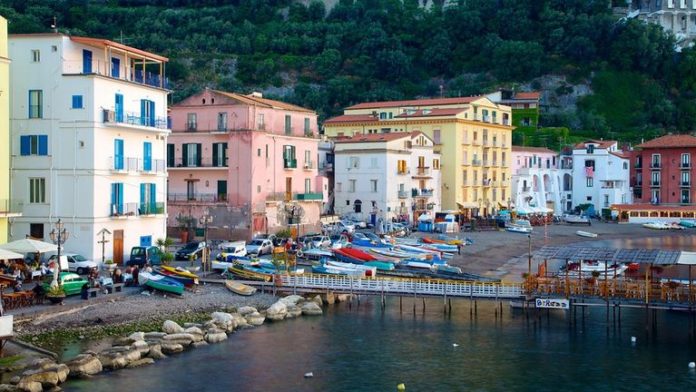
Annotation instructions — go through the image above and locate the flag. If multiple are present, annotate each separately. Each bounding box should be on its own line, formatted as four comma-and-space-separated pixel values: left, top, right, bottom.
585, 166, 594, 178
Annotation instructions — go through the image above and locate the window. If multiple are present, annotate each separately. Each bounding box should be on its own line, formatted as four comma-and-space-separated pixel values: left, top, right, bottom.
217, 112, 228, 131
304, 118, 311, 135
397, 160, 407, 174
682, 153, 691, 167
433, 129, 441, 144
682, 189, 690, 204
143, 142, 152, 171
370, 180, 378, 193
212, 143, 228, 167
603, 195, 609, 208
433, 159, 440, 170
652, 171, 660, 185
257, 113, 265, 130
71, 95, 83, 109
586, 177, 593, 187
623, 162, 628, 170
182, 143, 201, 167
380, 112, 387, 119
354, 200, 362, 213
305, 150, 312, 166
20, 135, 48, 156
113, 139, 124, 170
349, 157, 359, 169
285, 115, 292, 135
31, 50, 40, 62
336, 182, 342, 192
140, 99, 155, 127
29, 223, 44, 239
305, 179, 311, 193
28, 90, 43, 118
110, 183, 124, 215
587, 144, 594, 154
29, 178, 46, 203
111, 57, 120, 78
167, 144, 175, 167
349, 179, 356, 193
651, 154, 661, 168
187, 113, 197, 131
682, 171, 690, 185
651, 189, 660, 204
139, 183, 157, 214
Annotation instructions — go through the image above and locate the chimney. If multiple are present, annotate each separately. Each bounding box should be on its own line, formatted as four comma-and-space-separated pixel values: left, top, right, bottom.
250, 92, 263, 98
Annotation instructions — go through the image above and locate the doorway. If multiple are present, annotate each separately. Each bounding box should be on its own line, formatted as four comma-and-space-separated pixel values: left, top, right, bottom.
113, 229, 124, 265
285, 177, 292, 201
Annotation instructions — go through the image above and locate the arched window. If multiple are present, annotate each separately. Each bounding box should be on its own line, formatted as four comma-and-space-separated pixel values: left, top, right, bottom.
354, 200, 362, 213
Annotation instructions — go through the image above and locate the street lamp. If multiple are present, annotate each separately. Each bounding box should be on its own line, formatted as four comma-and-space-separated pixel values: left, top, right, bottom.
527, 233, 532, 276
200, 212, 213, 271
49, 219, 69, 288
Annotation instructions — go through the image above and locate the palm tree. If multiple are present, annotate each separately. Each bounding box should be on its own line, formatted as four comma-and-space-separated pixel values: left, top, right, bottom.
156, 237, 174, 252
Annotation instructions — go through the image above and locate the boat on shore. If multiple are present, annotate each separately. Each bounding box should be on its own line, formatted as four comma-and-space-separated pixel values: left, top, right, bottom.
679, 219, 696, 228
643, 221, 671, 230
564, 214, 591, 225
227, 265, 273, 282
506, 220, 533, 234
157, 265, 199, 285
225, 280, 257, 296
576, 230, 598, 238
139, 271, 184, 295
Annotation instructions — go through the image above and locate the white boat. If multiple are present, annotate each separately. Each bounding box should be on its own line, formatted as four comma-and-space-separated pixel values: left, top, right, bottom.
564, 214, 591, 225
643, 221, 671, 230
324, 260, 377, 276
576, 230, 598, 238
506, 220, 533, 234
563, 261, 628, 278
404, 261, 435, 270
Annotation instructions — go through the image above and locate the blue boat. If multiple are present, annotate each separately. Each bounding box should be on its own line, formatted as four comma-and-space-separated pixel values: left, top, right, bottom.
350, 233, 391, 248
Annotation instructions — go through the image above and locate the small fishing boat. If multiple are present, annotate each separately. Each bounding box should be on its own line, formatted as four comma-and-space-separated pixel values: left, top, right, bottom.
369, 247, 428, 261
433, 264, 463, 275
421, 243, 458, 253
139, 271, 184, 295
158, 265, 199, 285
227, 265, 273, 282
679, 219, 696, 228
564, 214, 591, 225
225, 280, 257, 296
363, 260, 396, 271
311, 264, 367, 277
403, 261, 435, 270
576, 230, 598, 238
643, 221, 671, 230
324, 260, 377, 276
506, 220, 533, 234
299, 247, 333, 260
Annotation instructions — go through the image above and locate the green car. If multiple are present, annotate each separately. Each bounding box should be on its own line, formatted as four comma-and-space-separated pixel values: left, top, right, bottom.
43, 272, 89, 296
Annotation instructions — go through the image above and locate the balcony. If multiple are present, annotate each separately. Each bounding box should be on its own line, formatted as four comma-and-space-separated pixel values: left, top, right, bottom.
397, 167, 410, 175
472, 139, 481, 146
168, 157, 227, 169
413, 166, 431, 177
482, 179, 492, 187
103, 109, 168, 130
0, 199, 23, 218
650, 162, 661, 169
483, 139, 490, 147
561, 162, 573, 170
110, 156, 163, 173
635, 162, 643, 169
168, 193, 227, 203
139, 202, 165, 216
142, 159, 166, 174
398, 190, 409, 199
682, 181, 691, 188
295, 192, 323, 201
682, 162, 692, 169
502, 119, 510, 126
109, 202, 139, 218
284, 159, 297, 169
412, 189, 434, 198
482, 160, 490, 167
302, 161, 314, 170
650, 181, 661, 187
472, 159, 482, 166
319, 162, 334, 172
186, 122, 197, 132
64, 59, 170, 89
491, 161, 498, 167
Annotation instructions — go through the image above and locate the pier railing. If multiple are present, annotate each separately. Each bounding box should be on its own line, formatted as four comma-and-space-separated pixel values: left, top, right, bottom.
278, 274, 523, 299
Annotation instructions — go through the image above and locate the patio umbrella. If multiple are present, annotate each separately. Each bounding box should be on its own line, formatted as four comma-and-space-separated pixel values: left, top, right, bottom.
0, 238, 57, 254
0, 248, 24, 260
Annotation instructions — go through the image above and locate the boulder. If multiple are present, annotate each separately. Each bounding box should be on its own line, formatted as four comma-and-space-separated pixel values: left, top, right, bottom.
245, 312, 265, 326
20, 362, 69, 390
113, 336, 137, 346
147, 345, 166, 360
144, 332, 167, 340
125, 358, 155, 368
285, 304, 302, 318
211, 312, 234, 325
237, 306, 257, 316
162, 333, 195, 347
265, 301, 288, 321
184, 326, 203, 336
183, 323, 202, 329
301, 301, 323, 316
131, 340, 150, 356
15, 381, 41, 392
162, 320, 184, 334
230, 313, 248, 329
0, 384, 21, 392
337, 294, 352, 303
98, 348, 141, 370
9, 377, 20, 385
311, 295, 323, 307
206, 327, 225, 335
192, 341, 208, 349
160, 343, 184, 355
324, 292, 335, 305
128, 332, 145, 342
205, 332, 228, 344
65, 353, 103, 378
279, 295, 303, 306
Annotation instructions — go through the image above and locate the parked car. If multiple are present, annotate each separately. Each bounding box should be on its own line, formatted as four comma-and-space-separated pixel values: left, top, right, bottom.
127, 246, 163, 267
253, 233, 277, 245
47, 253, 99, 275
43, 272, 89, 296
216, 241, 247, 261
175, 241, 206, 260
326, 221, 355, 234
310, 235, 332, 248
246, 239, 273, 256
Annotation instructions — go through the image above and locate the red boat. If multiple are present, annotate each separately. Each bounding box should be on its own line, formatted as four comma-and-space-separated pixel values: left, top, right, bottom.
333, 248, 377, 263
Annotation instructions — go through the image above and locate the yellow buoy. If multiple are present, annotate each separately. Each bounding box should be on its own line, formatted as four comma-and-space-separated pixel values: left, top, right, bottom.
397, 383, 406, 391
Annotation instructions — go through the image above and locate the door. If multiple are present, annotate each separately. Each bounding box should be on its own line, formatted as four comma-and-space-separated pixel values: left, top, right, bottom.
83, 50, 92, 73
187, 180, 196, 201
115, 94, 124, 122
113, 230, 124, 265
285, 177, 292, 201
111, 57, 120, 78
217, 180, 227, 201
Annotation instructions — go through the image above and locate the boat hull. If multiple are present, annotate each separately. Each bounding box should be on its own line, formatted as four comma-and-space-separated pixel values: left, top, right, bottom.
227, 266, 273, 282
225, 280, 257, 296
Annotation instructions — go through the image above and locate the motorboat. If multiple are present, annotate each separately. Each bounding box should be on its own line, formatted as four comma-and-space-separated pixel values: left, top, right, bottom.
139, 271, 184, 295
643, 221, 671, 230
679, 220, 696, 228
298, 247, 333, 260
506, 220, 533, 234
324, 259, 377, 276
564, 214, 591, 225
576, 230, 598, 238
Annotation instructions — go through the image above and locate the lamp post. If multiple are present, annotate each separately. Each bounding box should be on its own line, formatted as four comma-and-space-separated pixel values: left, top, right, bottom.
49, 219, 69, 288
200, 212, 213, 271
527, 233, 532, 276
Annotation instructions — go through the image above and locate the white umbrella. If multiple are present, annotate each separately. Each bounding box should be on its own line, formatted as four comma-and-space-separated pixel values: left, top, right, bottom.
0, 248, 23, 260
0, 238, 57, 254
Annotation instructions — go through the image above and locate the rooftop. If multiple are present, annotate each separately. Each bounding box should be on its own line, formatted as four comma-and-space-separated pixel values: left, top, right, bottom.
393, 108, 466, 118
345, 96, 479, 110
635, 134, 696, 149
573, 139, 617, 150
212, 90, 315, 114
334, 132, 418, 144
511, 146, 556, 154
323, 114, 379, 124
512, 91, 541, 100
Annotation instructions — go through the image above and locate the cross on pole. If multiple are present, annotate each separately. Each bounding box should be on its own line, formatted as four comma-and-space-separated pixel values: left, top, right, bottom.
97, 228, 112, 265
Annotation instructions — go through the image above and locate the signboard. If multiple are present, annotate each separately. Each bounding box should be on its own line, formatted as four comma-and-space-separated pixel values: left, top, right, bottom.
535, 298, 569, 310
0, 315, 14, 338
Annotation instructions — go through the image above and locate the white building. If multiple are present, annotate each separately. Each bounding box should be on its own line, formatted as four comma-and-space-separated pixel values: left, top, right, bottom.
510, 147, 568, 216
9, 33, 169, 264
570, 140, 631, 216
318, 138, 335, 215
333, 132, 441, 225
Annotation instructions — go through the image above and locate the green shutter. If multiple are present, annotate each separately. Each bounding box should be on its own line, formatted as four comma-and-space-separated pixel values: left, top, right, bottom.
182, 144, 188, 167
212, 143, 219, 167
196, 144, 202, 166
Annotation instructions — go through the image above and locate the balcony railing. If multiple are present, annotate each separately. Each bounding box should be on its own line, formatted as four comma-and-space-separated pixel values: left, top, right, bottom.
0, 199, 23, 217
139, 202, 165, 215
167, 193, 227, 203
109, 202, 139, 217
186, 122, 197, 131
414, 167, 431, 176
64, 60, 170, 89
103, 109, 168, 130
397, 167, 410, 175
651, 162, 661, 169
412, 189, 434, 197
482, 179, 492, 187
110, 156, 164, 173
635, 162, 643, 169
472, 159, 482, 166
483, 139, 490, 146
284, 159, 297, 169
682, 162, 691, 169
398, 190, 409, 199
302, 161, 314, 170
681, 181, 691, 187
169, 157, 228, 168
651, 181, 661, 187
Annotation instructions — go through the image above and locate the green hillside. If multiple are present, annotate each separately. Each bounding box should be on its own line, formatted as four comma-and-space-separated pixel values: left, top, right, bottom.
1, 0, 695, 142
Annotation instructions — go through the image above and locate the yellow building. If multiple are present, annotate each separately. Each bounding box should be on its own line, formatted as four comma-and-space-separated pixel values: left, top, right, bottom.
0, 16, 19, 243
323, 96, 514, 216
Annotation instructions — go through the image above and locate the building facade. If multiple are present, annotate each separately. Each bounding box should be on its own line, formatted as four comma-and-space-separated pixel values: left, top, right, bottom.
9, 34, 169, 263
620, 0, 696, 44
570, 140, 631, 216
333, 132, 441, 224
167, 89, 324, 239
323, 96, 513, 217
629, 134, 696, 205
488, 90, 541, 128
510, 146, 566, 216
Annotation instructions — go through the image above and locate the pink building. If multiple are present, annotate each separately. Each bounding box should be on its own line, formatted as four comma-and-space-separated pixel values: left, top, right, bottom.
167, 89, 324, 239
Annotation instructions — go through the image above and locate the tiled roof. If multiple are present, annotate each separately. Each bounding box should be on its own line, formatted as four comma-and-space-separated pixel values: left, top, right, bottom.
513, 92, 541, 100
323, 114, 378, 124
70, 36, 168, 62
611, 204, 696, 212
573, 139, 617, 149
635, 134, 696, 149
609, 151, 629, 159
511, 146, 556, 154
334, 132, 410, 144
394, 108, 466, 118
212, 90, 315, 114
346, 96, 479, 110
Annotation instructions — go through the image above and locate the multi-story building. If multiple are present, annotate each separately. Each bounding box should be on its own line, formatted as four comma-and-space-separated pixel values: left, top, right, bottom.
323, 96, 513, 217
510, 146, 567, 215
570, 140, 631, 216
629, 134, 696, 205
167, 89, 324, 239
9, 33, 169, 263
618, 1, 696, 45
333, 132, 441, 224
488, 90, 541, 128
0, 16, 21, 243
317, 138, 335, 215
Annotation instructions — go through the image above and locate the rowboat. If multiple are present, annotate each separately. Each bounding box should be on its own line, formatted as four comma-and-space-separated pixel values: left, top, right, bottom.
403, 261, 435, 270
679, 220, 696, 228
139, 272, 184, 295
564, 214, 591, 225
227, 266, 273, 282
421, 243, 458, 253
506, 220, 533, 234
324, 260, 377, 276
363, 261, 396, 271
576, 230, 598, 238
158, 265, 199, 285
643, 221, 671, 230
433, 264, 463, 275
369, 247, 428, 261
311, 264, 367, 277
225, 280, 257, 296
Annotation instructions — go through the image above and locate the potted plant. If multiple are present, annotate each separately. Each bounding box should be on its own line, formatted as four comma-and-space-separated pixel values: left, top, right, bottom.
103, 259, 116, 272
176, 215, 196, 243
161, 252, 174, 266
46, 285, 66, 305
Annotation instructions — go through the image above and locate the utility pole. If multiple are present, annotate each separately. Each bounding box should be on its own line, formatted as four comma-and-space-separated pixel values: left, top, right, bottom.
97, 228, 112, 265
527, 234, 532, 276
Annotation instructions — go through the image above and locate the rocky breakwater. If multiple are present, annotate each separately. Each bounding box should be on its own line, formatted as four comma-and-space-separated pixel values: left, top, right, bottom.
0, 294, 327, 392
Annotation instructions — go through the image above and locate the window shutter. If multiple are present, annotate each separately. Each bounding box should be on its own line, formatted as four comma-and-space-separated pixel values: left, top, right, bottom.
222, 143, 228, 166
212, 143, 219, 167
149, 101, 156, 127
140, 99, 146, 125
196, 144, 202, 166
182, 144, 188, 167
140, 183, 146, 213
38, 135, 48, 156
110, 184, 116, 214
143, 142, 152, 171
20, 136, 30, 156
167, 144, 174, 167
